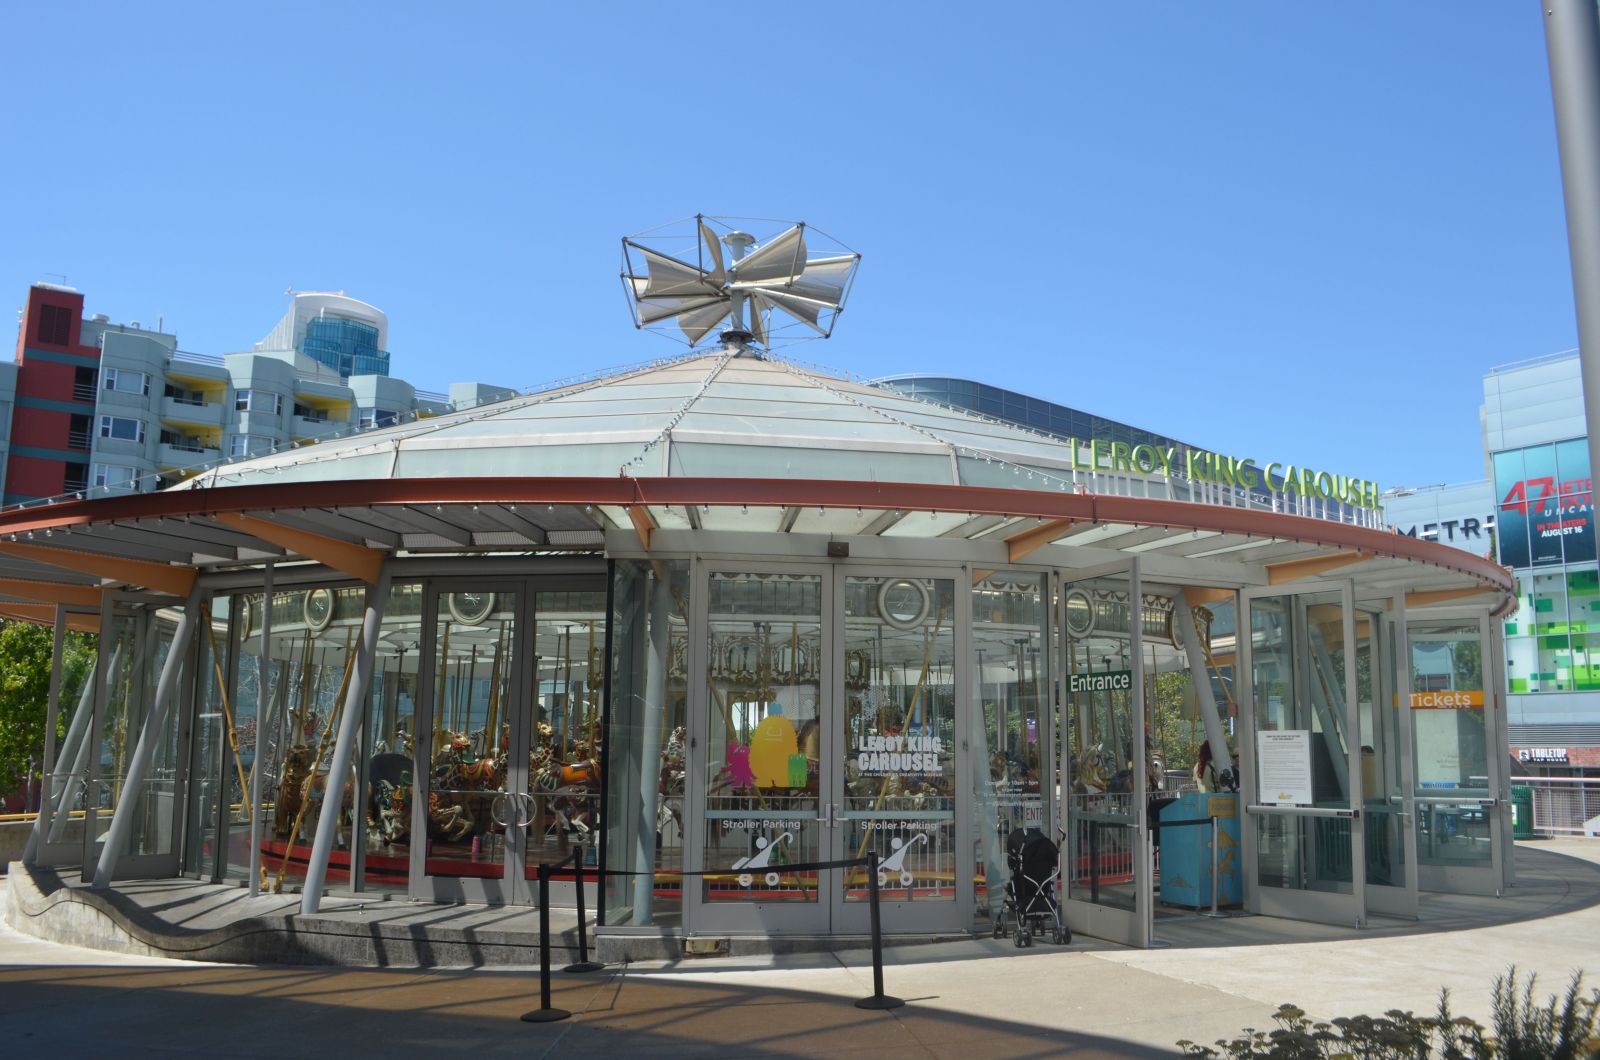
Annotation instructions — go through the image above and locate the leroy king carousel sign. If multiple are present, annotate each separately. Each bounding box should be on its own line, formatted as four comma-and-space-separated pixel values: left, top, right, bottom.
1057, 437, 1382, 511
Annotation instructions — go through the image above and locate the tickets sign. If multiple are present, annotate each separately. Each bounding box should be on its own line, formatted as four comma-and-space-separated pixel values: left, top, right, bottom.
1409, 690, 1485, 709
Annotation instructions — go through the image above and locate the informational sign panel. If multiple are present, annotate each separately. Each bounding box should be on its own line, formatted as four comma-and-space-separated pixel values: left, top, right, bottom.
1257, 730, 1313, 805
1068, 669, 1132, 694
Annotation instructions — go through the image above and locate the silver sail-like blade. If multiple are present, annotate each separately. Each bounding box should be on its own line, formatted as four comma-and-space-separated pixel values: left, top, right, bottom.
749, 299, 768, 346
632, 244, 721, 298
787, 255, 856, 304
732, 254, 855, 306
636, 291, 727, 326
753, 290, 830, 336
676, 299, 733, 344
699, 219, 726, 286
728, 225, 806, 285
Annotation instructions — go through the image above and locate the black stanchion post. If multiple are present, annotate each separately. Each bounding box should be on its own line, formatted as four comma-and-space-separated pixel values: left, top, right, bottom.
565, 844, 603, 973
521, 862, 572, 1023
854, 852, 904, 1011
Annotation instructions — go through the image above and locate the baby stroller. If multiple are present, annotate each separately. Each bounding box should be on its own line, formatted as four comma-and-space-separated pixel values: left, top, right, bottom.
992, 827, 1070, 948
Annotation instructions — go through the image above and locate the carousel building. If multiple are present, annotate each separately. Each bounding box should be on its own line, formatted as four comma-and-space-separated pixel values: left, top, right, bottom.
5, 220, 1516, 949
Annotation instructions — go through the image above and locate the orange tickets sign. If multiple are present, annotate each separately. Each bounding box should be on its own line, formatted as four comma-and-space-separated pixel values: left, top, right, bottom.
1409, 690, 1485, 709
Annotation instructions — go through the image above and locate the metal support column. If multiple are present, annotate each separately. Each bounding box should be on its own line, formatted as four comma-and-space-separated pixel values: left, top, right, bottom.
632, 574, 668, 926
92, 589, 202, 889
301, 568, 391, 914
248, 563, 275, 897
1542, 0, 1600, 490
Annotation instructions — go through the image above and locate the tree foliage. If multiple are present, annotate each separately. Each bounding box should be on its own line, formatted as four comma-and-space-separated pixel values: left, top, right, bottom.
0, 619, 97, 806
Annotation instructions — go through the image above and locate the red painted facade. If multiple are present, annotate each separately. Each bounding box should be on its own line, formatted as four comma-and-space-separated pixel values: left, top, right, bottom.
5, 286, 101, 502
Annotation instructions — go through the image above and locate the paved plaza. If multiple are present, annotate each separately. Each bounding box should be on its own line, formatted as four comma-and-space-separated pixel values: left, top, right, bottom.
2, 840, 1597, 1058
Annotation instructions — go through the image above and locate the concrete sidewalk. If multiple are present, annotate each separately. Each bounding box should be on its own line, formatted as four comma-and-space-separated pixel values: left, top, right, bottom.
2, 840, 1597, 1058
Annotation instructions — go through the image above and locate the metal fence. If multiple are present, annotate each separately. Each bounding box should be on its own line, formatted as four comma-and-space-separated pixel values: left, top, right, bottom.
1526, 777, 1600, 836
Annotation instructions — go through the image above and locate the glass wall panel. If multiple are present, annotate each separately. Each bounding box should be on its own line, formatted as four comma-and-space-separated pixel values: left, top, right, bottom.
23, 617, 97, 860
1409, 621, 1492, 866
94, 604, 184, 863
1063, 574, 1143, 911
223, 594, 268, 882
603, 559, 689, 927
701, 572, 825, 908
1250, 592, 1353, 895
1358, 608, 1405, 889
255, 586, 371, 891
359, 581, 422, 894
971, 572, 1046, 923
186, 597, 234, 879
841, 575, 956, 904
423, 588, 520, 883
525, 589, 607, 885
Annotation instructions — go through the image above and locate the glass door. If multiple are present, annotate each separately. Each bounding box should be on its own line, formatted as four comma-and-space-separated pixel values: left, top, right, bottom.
1407, 612, 1504, 896
1239, 581, 1366, 928
688, 568, 833, 934
831, 571, 962, 934
1059, 561, 1150, 948
1359, 599, 1419, 919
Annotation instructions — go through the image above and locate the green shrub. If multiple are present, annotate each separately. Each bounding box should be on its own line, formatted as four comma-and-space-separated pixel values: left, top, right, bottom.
1177, 967, 1599, 1059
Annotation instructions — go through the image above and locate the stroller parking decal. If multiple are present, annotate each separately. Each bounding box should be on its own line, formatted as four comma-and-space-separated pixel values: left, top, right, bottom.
876, 833, 927, 887
732, 832, 792, 888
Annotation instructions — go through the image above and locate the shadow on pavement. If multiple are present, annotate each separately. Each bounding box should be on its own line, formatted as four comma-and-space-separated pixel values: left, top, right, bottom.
0, 958, 1172, 1059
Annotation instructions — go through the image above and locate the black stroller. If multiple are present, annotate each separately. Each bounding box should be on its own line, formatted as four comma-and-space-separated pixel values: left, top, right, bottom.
991, 827, 1070, 948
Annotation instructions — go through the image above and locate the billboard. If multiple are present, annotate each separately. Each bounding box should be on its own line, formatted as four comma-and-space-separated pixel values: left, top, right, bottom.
1494, 439, 1594, 569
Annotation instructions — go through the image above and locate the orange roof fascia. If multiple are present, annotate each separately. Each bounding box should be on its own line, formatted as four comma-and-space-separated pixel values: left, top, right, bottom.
1005, 518, 1078, 564
1266, 550, 1373, 584
0, 540, 195, 596
1406, 587, 1492, 609
0, 578, 104, 608
212, 513, 385, 584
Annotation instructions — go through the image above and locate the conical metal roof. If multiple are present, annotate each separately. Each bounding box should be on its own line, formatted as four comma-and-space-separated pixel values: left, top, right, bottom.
178, 352, 1092, 493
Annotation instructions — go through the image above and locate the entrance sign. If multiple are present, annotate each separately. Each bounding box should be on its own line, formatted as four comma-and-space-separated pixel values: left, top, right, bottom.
1257, 730, 1313, 805
1068, 670, 1132, 694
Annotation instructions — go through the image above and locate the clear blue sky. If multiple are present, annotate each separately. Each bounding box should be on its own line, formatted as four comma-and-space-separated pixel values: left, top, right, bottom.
0, 3, 1578, 490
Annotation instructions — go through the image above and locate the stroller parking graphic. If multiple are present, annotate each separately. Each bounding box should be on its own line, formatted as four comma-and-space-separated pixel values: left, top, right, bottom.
733, 832, 792, 888
877, 833, 927, 887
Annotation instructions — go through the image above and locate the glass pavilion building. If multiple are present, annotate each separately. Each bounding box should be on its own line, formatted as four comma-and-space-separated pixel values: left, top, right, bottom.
4, 346, 1515, 949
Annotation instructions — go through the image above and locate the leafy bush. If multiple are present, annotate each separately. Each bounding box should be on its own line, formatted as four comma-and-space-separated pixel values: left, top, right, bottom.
1177, 967, 1599, 1059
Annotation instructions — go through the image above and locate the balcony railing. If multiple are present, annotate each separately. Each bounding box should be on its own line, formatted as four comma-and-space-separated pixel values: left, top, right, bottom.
72, 383, 97, 403
67, 430, 91, 452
